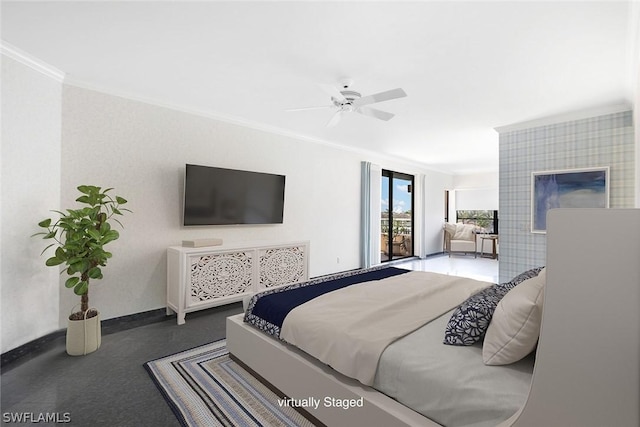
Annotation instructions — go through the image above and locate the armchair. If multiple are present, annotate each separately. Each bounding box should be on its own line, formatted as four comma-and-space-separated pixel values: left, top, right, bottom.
443, 223, 477, 257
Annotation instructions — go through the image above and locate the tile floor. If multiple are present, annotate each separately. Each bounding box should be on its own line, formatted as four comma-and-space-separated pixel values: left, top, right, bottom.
401, 254, 499, 283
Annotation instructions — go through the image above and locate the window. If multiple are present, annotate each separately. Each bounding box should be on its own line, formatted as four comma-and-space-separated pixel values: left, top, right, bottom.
381, 170, 414, 261
456, 210, 499, 234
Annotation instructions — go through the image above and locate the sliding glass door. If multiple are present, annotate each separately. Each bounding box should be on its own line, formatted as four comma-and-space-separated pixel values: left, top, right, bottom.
381, 170, 414, 261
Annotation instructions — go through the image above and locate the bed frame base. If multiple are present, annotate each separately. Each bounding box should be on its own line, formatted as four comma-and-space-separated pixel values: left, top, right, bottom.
226, 314, 440, 427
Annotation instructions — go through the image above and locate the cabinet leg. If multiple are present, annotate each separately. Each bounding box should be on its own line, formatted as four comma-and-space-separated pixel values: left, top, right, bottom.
177, 313, 186, 325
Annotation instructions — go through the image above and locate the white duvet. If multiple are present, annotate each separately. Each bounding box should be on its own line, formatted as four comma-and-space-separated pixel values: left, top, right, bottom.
279, 270, 492, 386
374, 309, 535, 427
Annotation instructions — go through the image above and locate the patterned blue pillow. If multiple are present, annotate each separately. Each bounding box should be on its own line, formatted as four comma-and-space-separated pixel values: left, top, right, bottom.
443, 267, 544, 346
506, 266, 545, 288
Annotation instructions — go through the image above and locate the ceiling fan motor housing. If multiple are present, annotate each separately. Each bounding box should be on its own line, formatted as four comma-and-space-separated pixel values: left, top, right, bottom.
333, 90, 361, 111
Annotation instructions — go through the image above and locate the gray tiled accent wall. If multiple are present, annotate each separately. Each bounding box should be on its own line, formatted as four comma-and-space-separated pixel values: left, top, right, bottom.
498, 110, 635, 282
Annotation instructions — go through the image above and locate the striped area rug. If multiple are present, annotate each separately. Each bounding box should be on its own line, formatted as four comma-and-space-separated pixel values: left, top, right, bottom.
145, 340, 316, 427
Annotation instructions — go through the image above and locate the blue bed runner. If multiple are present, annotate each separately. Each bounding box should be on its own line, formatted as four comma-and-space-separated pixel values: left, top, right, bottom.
244, 266, 410, 339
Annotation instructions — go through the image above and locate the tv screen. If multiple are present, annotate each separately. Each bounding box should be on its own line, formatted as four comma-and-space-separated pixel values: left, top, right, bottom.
183, 164, 285, 226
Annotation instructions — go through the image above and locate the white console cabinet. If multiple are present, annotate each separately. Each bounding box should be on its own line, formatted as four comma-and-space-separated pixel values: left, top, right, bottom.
167, 241, 309, 324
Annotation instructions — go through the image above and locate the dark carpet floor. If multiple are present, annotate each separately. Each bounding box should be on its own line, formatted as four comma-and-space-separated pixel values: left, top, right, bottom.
1, 303, 243, 427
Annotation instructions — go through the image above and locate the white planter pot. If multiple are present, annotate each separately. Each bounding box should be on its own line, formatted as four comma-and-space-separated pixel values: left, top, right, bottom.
66, 312, 101, 356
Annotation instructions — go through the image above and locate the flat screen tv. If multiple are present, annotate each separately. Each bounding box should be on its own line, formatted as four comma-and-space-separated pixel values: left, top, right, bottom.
183, 164, 285, 226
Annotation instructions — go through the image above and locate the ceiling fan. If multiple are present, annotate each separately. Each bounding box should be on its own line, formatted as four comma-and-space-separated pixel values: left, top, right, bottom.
288, 79, 407, 127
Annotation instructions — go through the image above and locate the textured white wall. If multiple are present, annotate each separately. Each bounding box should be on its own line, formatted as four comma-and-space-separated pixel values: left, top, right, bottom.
59, 85, 453, 326
421, 171, 453, 255
1, 57, 62, 353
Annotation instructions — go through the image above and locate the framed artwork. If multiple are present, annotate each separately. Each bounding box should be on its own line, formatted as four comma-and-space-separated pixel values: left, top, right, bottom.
531, 167, 609, 233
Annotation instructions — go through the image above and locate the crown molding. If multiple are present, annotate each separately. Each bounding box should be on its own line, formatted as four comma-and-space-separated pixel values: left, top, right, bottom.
494, 102, 633, 134
63, 76, 453, 176
0, 41, 453, 176
0, 41, 65, 82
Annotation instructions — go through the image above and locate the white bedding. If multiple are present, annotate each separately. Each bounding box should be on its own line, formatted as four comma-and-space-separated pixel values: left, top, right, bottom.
280, 270, 492, 386
374, 309, 535, 427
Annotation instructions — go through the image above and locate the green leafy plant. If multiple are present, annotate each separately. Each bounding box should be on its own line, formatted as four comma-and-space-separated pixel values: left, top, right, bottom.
34, 185, 130, 320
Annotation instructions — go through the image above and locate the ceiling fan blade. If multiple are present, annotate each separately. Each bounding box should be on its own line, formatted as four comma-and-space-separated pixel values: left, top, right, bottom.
318, 84, 346, 102
352, 88, 407, 108
357, 106, 395, 121
326, 111, 343, 127
286, 105, 332, 112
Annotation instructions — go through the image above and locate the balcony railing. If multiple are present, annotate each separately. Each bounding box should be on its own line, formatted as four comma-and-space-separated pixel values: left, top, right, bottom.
380, 218, 412, 235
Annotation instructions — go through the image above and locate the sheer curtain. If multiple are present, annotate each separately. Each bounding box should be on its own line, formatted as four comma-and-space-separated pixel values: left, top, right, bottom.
360, 162, 381, 268
414, 173, 426, 258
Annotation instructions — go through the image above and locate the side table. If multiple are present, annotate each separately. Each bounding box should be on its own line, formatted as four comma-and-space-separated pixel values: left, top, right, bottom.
479, 234, 498, 259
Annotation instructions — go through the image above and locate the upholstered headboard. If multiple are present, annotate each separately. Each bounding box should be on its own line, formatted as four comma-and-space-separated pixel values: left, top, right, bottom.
502, 209, 640, 427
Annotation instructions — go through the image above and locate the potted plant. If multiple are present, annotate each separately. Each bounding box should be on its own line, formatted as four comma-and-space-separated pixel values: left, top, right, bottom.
34, 185, 130, 355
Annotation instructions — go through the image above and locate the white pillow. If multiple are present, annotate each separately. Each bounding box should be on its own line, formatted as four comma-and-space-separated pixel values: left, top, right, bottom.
444, 223, 457, 236
453, 223, 474, 240
483, 268, 546, 365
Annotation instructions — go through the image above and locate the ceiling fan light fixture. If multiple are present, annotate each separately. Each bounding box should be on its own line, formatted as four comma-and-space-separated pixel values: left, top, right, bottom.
332, 90, 361, 111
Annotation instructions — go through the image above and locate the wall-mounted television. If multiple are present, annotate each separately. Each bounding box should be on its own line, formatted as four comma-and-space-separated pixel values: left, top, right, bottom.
183, 164, 285, 226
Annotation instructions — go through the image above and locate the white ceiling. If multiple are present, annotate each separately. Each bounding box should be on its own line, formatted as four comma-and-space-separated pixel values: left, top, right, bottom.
2, 1, 636, 175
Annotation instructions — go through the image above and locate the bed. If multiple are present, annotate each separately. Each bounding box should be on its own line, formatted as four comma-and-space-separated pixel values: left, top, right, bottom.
227, 209, 640, 427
